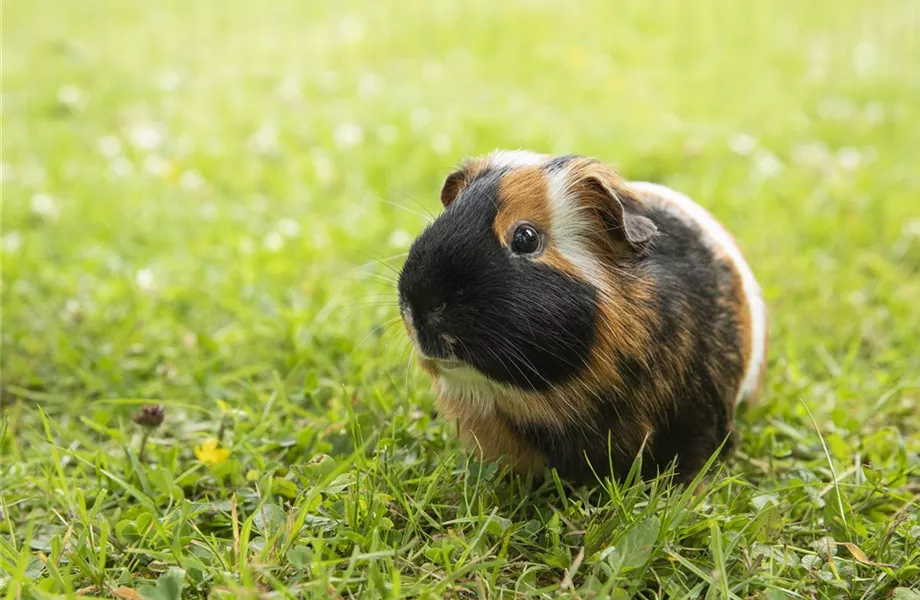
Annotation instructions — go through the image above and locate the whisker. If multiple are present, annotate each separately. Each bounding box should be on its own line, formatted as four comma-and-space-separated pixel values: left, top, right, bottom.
377, 251, 410, 262
351, 247, 408, 278
380, 326, 411, 358
405, 346, 416, 399
350, 316, 405, 355
341, 273, 398, 287
338, 301, 401, 309
380, 197, 434, 223
329, 306, 399, 321
392, 188, 437, 222
336, 249, 406, 279
485, 330, 590, 428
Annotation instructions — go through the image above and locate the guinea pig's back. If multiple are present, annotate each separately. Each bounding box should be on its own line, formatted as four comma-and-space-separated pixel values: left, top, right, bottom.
628, 181, 767, 408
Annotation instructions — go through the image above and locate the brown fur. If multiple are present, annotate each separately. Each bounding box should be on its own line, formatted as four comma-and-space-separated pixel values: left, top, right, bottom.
561, 161, 676, 419
440, 157, 490, 207
438, 400, 546, 472
633, 182, 763, 410
494, 167, 551, 239
494, 165, 594, 281
435, 158, 678, 462
435, 372, 595, 430
417, 152, 764, 483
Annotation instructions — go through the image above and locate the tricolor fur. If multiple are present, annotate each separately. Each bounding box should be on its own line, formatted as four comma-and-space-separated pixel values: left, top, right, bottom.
398, 150, 767, 484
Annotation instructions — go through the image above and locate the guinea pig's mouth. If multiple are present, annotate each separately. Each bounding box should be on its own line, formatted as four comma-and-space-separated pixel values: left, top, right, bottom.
419, 355, 465, 371
434, 358, 464, 370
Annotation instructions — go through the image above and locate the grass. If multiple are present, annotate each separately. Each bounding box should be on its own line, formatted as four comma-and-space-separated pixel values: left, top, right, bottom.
2, 0, 919, 597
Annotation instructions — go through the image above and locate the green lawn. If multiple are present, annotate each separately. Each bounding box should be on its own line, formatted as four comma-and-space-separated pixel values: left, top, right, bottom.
2, 0, 919, 597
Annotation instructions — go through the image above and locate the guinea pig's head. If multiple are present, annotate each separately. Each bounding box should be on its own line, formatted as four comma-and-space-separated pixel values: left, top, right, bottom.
397, 150, 658, 392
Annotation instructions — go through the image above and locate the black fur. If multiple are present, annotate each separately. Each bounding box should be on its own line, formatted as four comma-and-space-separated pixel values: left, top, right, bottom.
543, 155, 579, 173
398, 169, 599, 391
500, 204, 745, 484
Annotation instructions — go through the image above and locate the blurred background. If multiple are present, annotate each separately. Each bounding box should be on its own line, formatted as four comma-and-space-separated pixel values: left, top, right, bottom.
3, 0, 919, 444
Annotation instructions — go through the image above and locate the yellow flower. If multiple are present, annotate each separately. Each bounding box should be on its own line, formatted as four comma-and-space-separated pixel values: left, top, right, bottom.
194, 438, 230, 467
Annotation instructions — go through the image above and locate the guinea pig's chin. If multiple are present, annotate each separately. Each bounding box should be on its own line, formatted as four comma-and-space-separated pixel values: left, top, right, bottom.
418, 355, 487, 380
435, 362, 490, 383
419, 356, 464, 373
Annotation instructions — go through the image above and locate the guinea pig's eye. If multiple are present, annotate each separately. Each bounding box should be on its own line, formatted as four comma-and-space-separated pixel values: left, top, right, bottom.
510, 224, 542, 255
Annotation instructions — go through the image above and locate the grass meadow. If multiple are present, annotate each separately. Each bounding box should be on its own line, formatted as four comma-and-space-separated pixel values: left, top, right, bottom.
2, 0, 919, 598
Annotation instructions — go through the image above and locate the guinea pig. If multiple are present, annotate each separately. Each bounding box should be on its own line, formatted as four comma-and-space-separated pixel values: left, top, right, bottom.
396, 150, 767, 485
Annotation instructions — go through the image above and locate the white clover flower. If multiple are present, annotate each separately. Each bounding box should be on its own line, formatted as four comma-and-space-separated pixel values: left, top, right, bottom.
853, 42, 879, 76
263, 231, 284, 251
97, 136, 123, 158
358, 73, 381, 97
752, 150, 784, 179
108, 157, 133, 179
864, 102, 885, 124
410, 107, 432, 130
339, 16, 365, 44
729, 133, 757, 156
30, 193, 60, 220
20, 163, 47, 186
143, 154, 172, 177
238, 237, 255, 255
313, 153, 334, 184
431, 134, 452, 155
157, 70, 182, 91
838, 147, 863, 171
57, 85, 86, 109
903, 220, 920, 238
182, 331, 198, 349
136, 268, 155, 291
848, 291, 867, 308
61, 299, 82, 324
179, 169, 207, 191
805, 40, 830, 82
106, 252, 125, 272
2, 231, 23, 253
248, 123, 279, 155
156, 362, 177, 379
310, 224, 330, 249
422, 60, 445, 81
277, 75, 302, 101
333, 122, 364, 149
200, 203, 218, 220
388, 229, 412, 248
128, 122, 165, 150
277, 218, 301, 238
791, 141, 831, 168
818, 97, 856, 120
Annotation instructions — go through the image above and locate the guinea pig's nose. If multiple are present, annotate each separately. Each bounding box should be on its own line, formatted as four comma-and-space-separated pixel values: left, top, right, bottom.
418, 301, 446, 325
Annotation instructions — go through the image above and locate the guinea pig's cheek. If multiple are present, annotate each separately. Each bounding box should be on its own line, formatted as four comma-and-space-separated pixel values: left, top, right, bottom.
402, 310, 420, 344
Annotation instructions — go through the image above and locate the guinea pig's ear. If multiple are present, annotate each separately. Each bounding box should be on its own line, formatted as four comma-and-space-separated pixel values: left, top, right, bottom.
440, 168, 469, 208
580, 164, 658, 248
439, 158, 486, 208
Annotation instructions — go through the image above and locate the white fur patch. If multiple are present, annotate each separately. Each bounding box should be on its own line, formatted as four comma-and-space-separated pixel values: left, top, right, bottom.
435, 366, 503, 414
544, 167, 608, 290
435, 367, 581, 429
629, 181, 766, 406
487, 150, 547, 170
